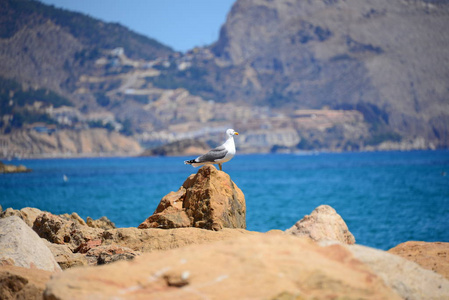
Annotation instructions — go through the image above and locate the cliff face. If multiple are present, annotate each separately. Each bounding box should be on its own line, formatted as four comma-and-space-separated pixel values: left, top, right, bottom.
0, 129, 142, 158
211, 0, 449, 147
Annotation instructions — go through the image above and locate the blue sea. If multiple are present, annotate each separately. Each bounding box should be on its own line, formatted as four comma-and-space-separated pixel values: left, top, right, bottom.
1, 150, 448, 250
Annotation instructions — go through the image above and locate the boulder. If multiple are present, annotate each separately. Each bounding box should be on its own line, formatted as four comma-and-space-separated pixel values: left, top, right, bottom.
388, 241, 449, 280
0, 265, 52, 300
0, 216, 61, 272
43, 234, 401, 300
0, 207, 45, 227
347, 243, 449, 300
102, 227, 257, 252
286, 205, 355, 244
43, 240, 88, 270
32, 213, 104, 252
139, 165, 246, 230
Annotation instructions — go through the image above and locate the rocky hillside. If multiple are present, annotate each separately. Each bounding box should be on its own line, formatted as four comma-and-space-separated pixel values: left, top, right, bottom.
206, 0, 449, 147
0, 0, 448, 158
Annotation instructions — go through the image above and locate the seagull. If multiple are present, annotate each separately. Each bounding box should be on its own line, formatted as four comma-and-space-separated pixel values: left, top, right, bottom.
184, 129, 239, 171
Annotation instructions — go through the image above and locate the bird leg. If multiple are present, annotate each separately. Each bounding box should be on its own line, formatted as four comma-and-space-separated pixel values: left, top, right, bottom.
219, 163, 222, 171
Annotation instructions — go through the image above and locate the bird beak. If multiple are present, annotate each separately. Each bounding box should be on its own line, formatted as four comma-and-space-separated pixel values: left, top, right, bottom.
235, 132, 239, 135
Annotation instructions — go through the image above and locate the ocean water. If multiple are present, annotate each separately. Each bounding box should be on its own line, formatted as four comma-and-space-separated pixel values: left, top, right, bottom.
1, 150, 448, 250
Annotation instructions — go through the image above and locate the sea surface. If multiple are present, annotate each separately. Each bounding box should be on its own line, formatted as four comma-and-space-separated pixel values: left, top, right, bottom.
1, 150, 448, 250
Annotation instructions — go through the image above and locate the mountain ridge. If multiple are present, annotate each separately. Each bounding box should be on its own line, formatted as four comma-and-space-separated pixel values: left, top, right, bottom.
0, 0, 448, 158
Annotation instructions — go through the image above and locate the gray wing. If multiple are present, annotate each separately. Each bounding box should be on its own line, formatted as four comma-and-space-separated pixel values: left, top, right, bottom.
195, 145, 227, 163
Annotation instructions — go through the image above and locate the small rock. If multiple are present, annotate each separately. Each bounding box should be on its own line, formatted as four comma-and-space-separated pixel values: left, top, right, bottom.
86, 216, 116, 230
74, 239, 102, 254
59, 212, 87, 226
0, 162, 32, 173
0, 216, 61, 272
286, 205, 355, 244
85, 245, 140, 266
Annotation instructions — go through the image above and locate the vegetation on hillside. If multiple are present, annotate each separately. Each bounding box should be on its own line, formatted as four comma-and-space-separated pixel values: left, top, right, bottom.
0, 77, 71, 131
1, 0, 173, 60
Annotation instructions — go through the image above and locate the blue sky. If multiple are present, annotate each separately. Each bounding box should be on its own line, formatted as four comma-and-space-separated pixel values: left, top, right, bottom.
39, 0, 236, 52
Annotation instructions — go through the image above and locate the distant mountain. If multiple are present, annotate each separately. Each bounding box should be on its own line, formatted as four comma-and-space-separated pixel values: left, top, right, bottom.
0, 0, 173, 97
0, 0, 448, 158
207, 0, 449, 147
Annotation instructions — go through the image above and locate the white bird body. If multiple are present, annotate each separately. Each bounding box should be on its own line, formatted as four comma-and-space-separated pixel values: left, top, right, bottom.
184, 129, 239, 170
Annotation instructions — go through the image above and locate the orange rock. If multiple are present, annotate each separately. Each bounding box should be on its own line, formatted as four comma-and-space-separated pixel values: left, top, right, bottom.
32, 213, 104, 251
103, 227, 257, 252
44, 234, 401, 300
75, 239, 102, 254
388, 241, 449, 280
139, 165, 246, 230
0, 265, 51, 300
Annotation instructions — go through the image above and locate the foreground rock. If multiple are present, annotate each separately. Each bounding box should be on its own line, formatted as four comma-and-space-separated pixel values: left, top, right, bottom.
139, 165, 246, 230
0, 265, 52, 300
102, 227, 257, 252
388, 241, 449, 280
2, 206, 254, 269
33, 213, 104, 252
0, 161, 31, 173
0, 207, 46, 227
43, 241, 88, 270
286, 205, 355, 244
44, 234, 401, 300
0, 207, 116, 230
347, 243, 449, 300
0, 217, 61, 272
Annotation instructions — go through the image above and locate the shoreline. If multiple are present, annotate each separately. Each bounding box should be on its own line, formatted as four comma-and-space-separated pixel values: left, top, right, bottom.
1, 147, 446, 161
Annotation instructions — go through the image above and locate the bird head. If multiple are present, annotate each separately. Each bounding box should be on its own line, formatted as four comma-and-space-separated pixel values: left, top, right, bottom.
226, 129, 239, 136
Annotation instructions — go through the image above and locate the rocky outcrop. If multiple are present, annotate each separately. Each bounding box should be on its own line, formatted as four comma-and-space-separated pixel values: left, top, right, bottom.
140, 139, 210, 156
32, 213, 104, 252
0, 161, 31, 173
139, 165, 246, 230
388, 241, 449, 280
43, 234, 401, 300
286, 205, 355, 244
0, 207, 45, 227
0, 207, 116, 230
0, 265, 52, 300
0, 216, 61, 272
1, 206, 254, 269
347, 243, 449, 300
